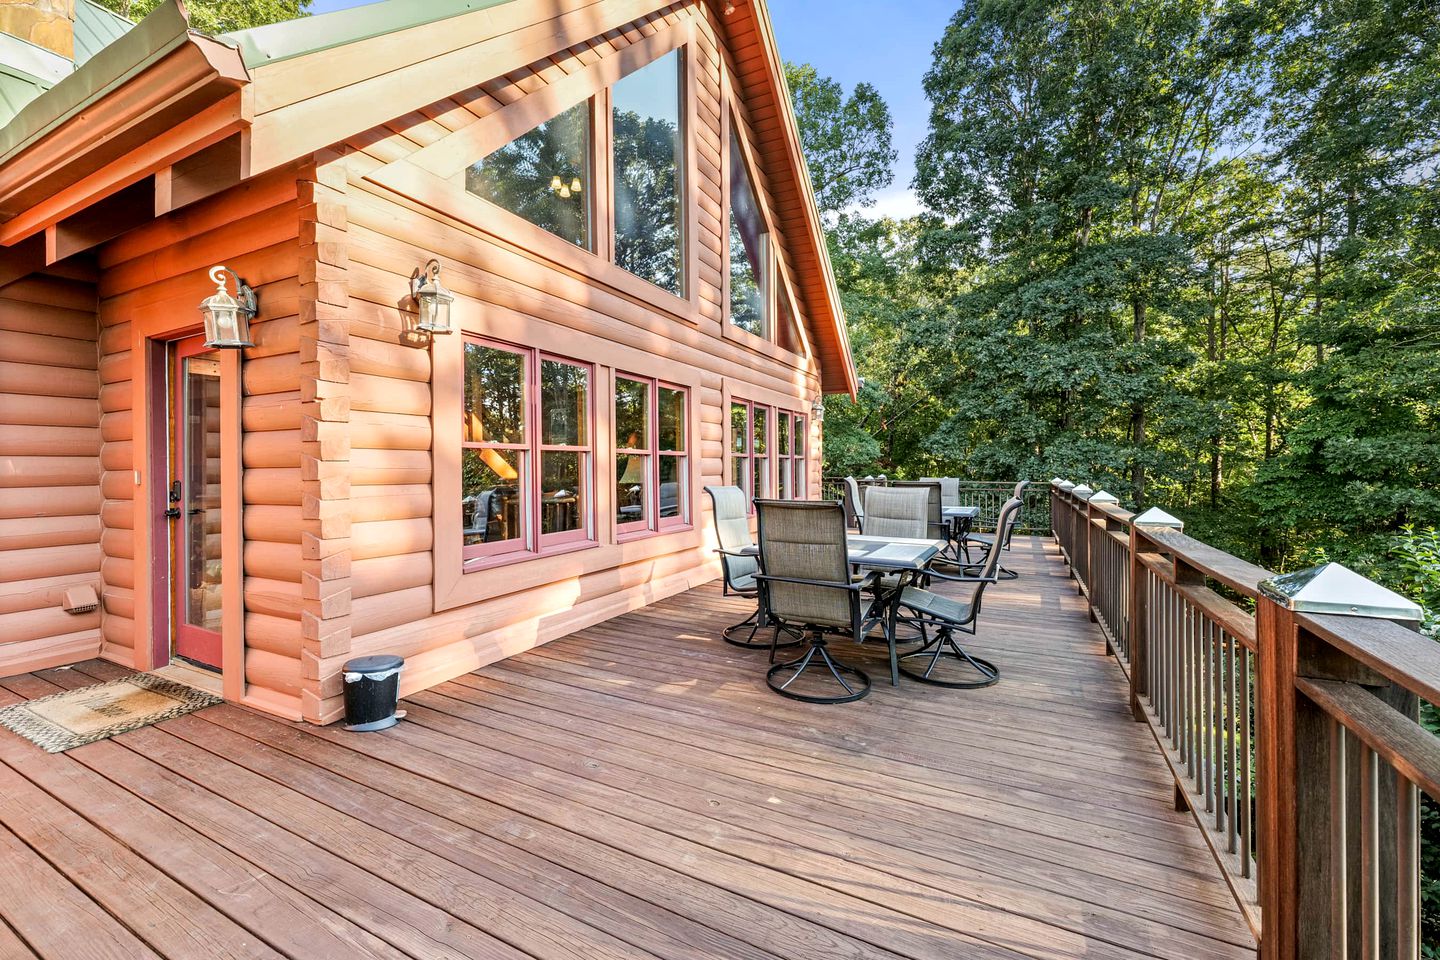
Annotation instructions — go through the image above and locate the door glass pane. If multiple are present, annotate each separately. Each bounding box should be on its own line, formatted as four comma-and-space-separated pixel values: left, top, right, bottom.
464, 343, 526, 444
463, 448, 524, 546
617, 453, 649, 526
540, 359, 587, 446
466, 101, 592, 249
613, 50, 684, 295
615, 377, 649, 450
659, 455, 683, 519
540, 451, 585, 535
728, 126, 767, 336
183, 356, 222, 632
658, 387, 685, 452
777, 412, 790, 456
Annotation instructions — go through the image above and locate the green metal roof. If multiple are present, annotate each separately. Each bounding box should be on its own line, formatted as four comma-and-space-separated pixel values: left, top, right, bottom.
221, 0, 516, 69
74, 0, 135, 67
0, 64, 52, 130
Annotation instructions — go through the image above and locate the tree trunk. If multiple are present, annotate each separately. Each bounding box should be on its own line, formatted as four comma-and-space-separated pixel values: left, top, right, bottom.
1131, 298, 1147, 507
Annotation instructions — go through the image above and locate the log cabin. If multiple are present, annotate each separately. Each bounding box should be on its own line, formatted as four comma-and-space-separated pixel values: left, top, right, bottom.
0, 0, 854, 723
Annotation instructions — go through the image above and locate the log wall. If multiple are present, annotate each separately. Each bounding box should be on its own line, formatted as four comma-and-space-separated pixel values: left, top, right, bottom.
95, 166, 303, 713
293, 0, 825, 722
0, 260, 104, 674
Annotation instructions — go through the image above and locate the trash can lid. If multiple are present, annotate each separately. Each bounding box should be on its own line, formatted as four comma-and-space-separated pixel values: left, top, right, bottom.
343, 654, 404, 675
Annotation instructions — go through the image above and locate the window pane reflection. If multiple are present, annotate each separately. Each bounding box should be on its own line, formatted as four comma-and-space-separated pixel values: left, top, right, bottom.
615, 377, 648, 450
463, 448, 524, 546
659, 455, 683, 519
467, 101, 591, 249
541, 359, 587, 446
728, 126, 767, 336
540, 451, 584, 535
658, 386, 685, 452
463, 343, 525, 444
617, 453, 649, 526
613, 51, 684, 295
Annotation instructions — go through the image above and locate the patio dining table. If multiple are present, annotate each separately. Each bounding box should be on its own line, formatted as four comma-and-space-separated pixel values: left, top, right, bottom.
735, 534, 945, 572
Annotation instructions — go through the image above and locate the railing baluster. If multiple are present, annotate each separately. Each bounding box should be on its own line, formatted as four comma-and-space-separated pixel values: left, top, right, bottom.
1241, 644, 1253, 880
1395, 773, 1418, 960
1361, 743, 1379, 960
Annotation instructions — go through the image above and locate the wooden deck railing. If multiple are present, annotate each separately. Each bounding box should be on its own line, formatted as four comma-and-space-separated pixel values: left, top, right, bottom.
1051, 481, 1438, 959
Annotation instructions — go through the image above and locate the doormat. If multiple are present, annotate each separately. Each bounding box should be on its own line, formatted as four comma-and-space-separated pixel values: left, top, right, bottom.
0, 673, 222, 753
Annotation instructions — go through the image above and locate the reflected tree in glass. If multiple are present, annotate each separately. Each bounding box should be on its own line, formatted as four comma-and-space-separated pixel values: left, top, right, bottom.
728, 126, 767, 336
612, 51, 684, 295
467, 101, 591, 249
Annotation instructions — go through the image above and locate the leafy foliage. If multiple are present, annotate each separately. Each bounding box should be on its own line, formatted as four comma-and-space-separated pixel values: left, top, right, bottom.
94, 0, 310, 33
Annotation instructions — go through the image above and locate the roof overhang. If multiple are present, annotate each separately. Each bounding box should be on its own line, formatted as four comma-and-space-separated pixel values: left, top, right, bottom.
0, 0, 249, 246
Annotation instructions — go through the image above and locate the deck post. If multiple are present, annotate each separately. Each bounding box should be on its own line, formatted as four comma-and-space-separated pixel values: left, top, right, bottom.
1257, 567, 1425, 960
1256, 590, 1298, 960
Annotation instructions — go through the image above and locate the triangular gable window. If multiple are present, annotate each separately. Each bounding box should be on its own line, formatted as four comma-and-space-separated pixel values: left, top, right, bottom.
465, 101, 593, 250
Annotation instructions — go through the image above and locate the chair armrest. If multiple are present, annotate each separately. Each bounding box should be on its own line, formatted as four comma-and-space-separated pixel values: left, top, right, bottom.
714, 546, 755, 558
755, 573, 867, 592
922, 569, 999, 585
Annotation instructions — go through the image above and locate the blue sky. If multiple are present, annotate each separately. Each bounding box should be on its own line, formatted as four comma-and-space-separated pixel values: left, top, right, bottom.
309, 0, 953, 216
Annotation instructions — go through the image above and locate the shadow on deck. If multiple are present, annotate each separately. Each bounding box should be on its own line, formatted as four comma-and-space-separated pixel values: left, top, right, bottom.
0, 536, 1256, 959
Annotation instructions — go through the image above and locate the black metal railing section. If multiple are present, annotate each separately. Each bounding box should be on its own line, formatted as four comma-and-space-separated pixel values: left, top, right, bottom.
822, 478, 1052, 534
1051, 481, 1437, 960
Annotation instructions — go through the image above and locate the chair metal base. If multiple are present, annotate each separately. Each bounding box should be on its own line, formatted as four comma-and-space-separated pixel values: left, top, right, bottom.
722, 604, 803, 650
899, 629, 999, 689
767, 635, 871, 703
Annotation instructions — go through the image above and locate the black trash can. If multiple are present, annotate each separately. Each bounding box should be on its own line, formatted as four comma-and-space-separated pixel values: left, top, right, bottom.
342, 654, 404, 731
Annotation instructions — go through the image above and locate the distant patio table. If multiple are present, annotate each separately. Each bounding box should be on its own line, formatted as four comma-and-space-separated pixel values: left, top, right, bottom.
736, 534, 944, 571
942, 505, 981, 564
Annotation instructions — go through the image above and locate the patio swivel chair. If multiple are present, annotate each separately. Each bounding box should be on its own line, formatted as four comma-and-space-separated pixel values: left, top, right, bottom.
891, 480, 964, 566
892, 496, 1022, 688
841, 477, 866, 532
754, 499, 888, 703
964, 486, 1024, 580
705, 485, 799, 650
921, 476, 961, 509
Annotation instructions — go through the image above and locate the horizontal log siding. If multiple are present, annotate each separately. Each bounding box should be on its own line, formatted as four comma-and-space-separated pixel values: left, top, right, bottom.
95, 167, 302, 713
0, 264, 103, 674
299, 0, 822, 720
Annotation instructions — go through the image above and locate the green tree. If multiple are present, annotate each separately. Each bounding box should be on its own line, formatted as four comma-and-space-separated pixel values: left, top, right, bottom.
94, 0, 309, 33
784, 62, 896, 217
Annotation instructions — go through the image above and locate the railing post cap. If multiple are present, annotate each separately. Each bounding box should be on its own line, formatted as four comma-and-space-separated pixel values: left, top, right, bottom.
1055, 480, 1076, 490
1071, 484, 1094, 499
1050, 477, 1066, 485
1088, 490, 1119, 504
1258, 561, 1423, 622
1132, 507, 1184, 530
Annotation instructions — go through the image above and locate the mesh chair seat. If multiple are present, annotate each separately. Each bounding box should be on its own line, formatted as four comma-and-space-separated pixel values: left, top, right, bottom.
897, 583, 977, 624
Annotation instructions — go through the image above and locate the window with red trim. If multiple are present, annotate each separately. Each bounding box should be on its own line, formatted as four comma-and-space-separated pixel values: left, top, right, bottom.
730, 398, 773, 512
777, 411, 807, 499
462, 338, 593, 565
616, 375, 689, 536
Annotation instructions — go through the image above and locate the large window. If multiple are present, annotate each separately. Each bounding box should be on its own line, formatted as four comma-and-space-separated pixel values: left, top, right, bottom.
730, 399, 770, 510
463, 339, 592, 563
617, 376, 689, 535
466, 101, 592, 250
612, 50, 684, 296
728, 124, 768, 338
777, 412, 806, 500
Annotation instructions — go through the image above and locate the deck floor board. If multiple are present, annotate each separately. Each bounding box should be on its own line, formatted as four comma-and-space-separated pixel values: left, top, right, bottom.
0, 537, 1256, 959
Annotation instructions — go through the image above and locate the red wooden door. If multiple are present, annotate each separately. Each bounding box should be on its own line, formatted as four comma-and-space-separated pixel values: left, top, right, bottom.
169, 335, 224, 670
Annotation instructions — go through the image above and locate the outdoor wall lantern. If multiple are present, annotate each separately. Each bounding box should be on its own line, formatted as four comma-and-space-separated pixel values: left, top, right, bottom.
811, 395, 825, 423
411, 258, 455, 335
199, 265, 256, 348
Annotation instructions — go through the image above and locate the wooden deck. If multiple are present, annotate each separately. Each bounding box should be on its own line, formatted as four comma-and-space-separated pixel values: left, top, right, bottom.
0, 536, 1256, 960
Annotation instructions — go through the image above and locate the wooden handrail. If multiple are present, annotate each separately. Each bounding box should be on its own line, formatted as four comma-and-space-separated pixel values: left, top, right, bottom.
1047, 481, 1437, 959
1296, 677, 1440, 799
